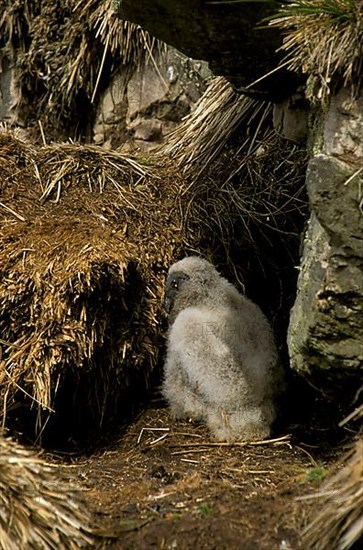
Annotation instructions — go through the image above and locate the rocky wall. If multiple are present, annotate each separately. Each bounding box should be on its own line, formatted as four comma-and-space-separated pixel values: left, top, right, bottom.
0, 56, 18, 125
116, 0, 299, 101
288, 88, 363, 397
93, 47, 210, 151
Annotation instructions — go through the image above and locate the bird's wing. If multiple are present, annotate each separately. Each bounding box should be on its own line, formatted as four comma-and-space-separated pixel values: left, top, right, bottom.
169, 306, 248, 406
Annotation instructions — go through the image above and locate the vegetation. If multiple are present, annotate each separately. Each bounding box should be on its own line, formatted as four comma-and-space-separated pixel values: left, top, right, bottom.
269, 0, 363, 101
0, 435, 93, 549
303, 465, 327, 483
0, 0, 165, 138
303, 438, 363, 550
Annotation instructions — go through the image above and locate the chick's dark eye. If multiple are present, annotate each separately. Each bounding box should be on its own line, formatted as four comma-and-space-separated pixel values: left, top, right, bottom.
171, 280, 179, 289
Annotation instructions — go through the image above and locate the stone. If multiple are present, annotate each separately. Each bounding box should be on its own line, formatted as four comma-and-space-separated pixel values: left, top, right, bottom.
307, 155, 363, 257
0, 56, 18, 124
131, 119, 162, 142
116, 0, 299, 101
324, 88, 363, 158
93, 46, 210, 149
288, 89, 363, 397
126, 62, 169, 121
273, 92, 309, 143
93, 71, 128, 146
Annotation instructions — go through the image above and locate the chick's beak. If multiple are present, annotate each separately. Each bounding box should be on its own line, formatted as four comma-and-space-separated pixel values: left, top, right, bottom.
164, 293, 172, 314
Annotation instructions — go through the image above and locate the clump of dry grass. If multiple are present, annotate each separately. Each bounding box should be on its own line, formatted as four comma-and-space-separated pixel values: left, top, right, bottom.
183, 128, 308, 250
0, 433, 93, 549
159, 77, 308, 247
0, 131, 185, 441
302, 437, 363, 550
268, 0, 363, 101
0, 0, 36, 53
160, 77, 270, 179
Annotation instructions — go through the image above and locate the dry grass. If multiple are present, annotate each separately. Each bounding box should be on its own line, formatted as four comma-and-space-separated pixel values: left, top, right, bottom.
268, 0, 363, 101
160, 78, 308, 250
0, 132, 186, 440
0, 433, 93, 549
160, 77, 270, 179
0, 0, 35, 53
302, 438, 363, 550
183, 129, 308, 247
182, 165, 305, 298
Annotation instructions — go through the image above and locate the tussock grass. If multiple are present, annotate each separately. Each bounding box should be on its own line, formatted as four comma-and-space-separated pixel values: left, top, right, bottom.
159, 77, 308, 245
0, 132, 185, 440
302, 437, 363, 550
160, 77, 266, 179
0, 434, 93, 549
268, 0, 363, 101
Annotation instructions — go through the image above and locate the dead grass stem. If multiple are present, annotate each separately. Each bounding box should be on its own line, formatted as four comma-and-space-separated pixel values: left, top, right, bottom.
269, 0, 363, 101
0, 433, 94, 549
302, 438, 363, 550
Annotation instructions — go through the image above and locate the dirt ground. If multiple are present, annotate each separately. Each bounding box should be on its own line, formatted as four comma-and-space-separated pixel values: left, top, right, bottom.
57, 405, 343, 550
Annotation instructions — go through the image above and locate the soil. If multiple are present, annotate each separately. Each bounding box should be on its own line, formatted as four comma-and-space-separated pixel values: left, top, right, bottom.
58, 406, 342, 550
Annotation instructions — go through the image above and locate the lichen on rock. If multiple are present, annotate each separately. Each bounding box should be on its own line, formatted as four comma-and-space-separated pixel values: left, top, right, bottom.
288, 88, 363, 397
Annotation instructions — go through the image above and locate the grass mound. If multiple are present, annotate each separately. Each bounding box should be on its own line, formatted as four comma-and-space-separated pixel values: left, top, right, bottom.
0, 132, 185, 444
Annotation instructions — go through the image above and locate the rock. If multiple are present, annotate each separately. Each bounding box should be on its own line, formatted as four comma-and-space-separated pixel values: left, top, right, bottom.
126, 63, 168, 121
288, 89, 363, 397
116, 0, 300, 101
307, 155, 363, 257
0, 56, 19, 124
93, 46, 210, 149
324, 88, 363, 158
273, 92, 309, 143
131, 119, 162, 142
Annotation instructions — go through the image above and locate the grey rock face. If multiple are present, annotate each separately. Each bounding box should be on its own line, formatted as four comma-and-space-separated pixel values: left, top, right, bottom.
273, 92, 309, 143
288, 89, 363, 396
0, 56, 18, 124
93, 47, 210, 150
116, 0, 298, 101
